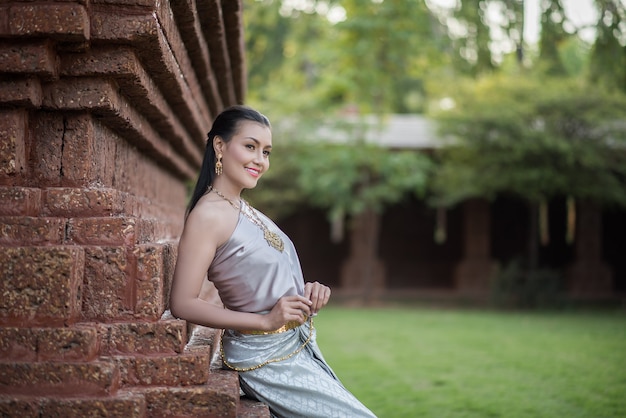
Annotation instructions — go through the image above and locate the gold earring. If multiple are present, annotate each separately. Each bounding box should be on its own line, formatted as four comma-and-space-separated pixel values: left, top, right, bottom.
215, 153, 223, 175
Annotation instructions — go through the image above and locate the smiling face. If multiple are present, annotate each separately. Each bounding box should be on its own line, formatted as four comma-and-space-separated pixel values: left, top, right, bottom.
212, 120, 273, 195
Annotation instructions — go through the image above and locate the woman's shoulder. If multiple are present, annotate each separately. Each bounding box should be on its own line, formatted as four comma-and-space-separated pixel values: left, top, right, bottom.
184, 196, 240, 241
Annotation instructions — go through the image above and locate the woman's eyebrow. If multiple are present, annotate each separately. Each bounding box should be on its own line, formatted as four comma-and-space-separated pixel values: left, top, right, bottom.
245, 137, 272, 148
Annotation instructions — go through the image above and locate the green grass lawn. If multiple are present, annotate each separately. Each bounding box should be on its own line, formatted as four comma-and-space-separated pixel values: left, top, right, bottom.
314, 306, 626, 418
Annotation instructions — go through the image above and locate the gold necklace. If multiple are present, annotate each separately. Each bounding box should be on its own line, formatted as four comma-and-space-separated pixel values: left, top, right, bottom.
209, 187, 285, 252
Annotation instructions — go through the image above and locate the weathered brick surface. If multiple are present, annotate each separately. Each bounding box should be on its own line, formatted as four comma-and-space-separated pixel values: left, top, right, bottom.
0, 0, 246, 414
0, 361, 119, 397
60, 46, 204, 165
42, 78, 196, 180
0, 216, 65, 245
0, 40, 57, 79
0, 325, 98, 362
41, 391, 146, 418
0, 109, 27, 180
29, 111, 65, 186
43, 187, 131, 217
0, 396, 39, 418
1, 3, 89, 41
238, 398, 271, 418
68, 217, 138, 246
82, 246, 134, 321
135, 244, 166, 319
0, 246, 83, 326
133, 371, 240, 418
98, 320, 186, 356
0, 187, 41, 216
0, 392, 147, 418
112, 347, 211, 387
0, 77, 43, 107
90, 7, 214, 137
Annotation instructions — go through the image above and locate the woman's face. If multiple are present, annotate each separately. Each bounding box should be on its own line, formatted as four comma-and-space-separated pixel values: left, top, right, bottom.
216, 120, 272, 191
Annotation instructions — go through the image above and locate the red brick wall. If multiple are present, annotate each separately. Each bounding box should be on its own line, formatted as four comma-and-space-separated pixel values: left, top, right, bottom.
0, 1, 265, 416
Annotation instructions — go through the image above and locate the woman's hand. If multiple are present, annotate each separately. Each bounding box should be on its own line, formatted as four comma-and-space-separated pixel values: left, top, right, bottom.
264, 295, 312, 331
304, 281, 331, 316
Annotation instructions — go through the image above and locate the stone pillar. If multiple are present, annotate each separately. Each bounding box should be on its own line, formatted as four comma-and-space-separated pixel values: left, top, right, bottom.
340, 209, 385, 300
454, 199, 498, 295
0, 1, 265, 416
566, 200, 613, 297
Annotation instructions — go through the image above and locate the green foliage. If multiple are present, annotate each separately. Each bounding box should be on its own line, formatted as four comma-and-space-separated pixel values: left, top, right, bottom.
589, 0, 626, 92
431, 74, 626, 207
246, 118, 433, 222
491, 258, 564, 309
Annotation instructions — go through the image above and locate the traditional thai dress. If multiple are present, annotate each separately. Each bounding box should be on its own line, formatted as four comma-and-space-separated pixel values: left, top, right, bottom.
208, 203, 377, 418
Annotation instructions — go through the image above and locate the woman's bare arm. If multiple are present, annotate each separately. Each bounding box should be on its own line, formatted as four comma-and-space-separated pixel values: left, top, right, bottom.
169, 200, 312, 331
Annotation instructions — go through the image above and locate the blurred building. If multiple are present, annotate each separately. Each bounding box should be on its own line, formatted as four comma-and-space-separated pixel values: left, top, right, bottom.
278, 115, 626, 304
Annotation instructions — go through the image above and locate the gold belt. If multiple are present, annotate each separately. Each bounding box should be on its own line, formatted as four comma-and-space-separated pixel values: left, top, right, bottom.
238, 318, 304, 335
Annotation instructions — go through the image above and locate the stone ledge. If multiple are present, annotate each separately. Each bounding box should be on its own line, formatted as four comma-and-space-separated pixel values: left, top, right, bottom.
90, 6, 213, 139
130, 370, 240, 418
170, 0, 224, 117
109, 347, 212, 387
60, 46, 203, 166
0, 3, 89, 42
41, 77, 196, 180
0, 360, 120, 397
237, 397, 271, 418
0, 391, 146, 418
0, 325, 98, 363
0, 187, 42, 216
0, 76, 43, 107
0, 40, 57, 80
97, 319, 187, 356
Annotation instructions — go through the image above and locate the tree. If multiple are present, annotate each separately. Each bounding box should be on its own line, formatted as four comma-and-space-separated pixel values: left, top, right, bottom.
588, 0, 626, 92
431, 75, 626, 273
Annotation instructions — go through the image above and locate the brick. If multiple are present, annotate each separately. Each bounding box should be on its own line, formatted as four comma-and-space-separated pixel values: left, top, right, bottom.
41, 391, 146, 418
42, 78, 196, 180
0, 246, 84, 326
238, 397, 271, 418
162, 241, 178, 311
90, 8, 159, 42
36, 325, 99, 362
0, 325, 99, 363
68, 217, 137, 246
57, 115, 97, 186
82, 246, 134, 321
0, 77, 43, 107
98, 319, 186, 356
0, 360, 120, 397
0, 396, 40, 418
0, 40, 57, 79
30, 113, 104, 188
112, 348, 211, 387
6, 4, 89, 42
30, 111, 64, 186
60, 46, 203, 167
0, 216, 65, 245
0, 187, 41, 216
44, 187, 131, 217
135, 371, 239, 418
135, 244, 165, 319
0, 327, 38, 362
0, 109, 27, 178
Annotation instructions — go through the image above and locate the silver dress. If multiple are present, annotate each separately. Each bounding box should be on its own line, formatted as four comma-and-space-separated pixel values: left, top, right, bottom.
209, 205, 377, 418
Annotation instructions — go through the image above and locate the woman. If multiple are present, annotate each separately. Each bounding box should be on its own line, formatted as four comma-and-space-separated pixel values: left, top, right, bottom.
170, 105, 376, 417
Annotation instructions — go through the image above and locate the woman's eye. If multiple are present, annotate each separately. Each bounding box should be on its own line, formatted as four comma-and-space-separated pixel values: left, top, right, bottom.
246, 144, 255, 150
263, 150, 271, 157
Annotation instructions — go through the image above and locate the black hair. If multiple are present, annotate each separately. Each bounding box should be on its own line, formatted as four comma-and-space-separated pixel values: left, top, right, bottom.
185, 105, 271, 218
